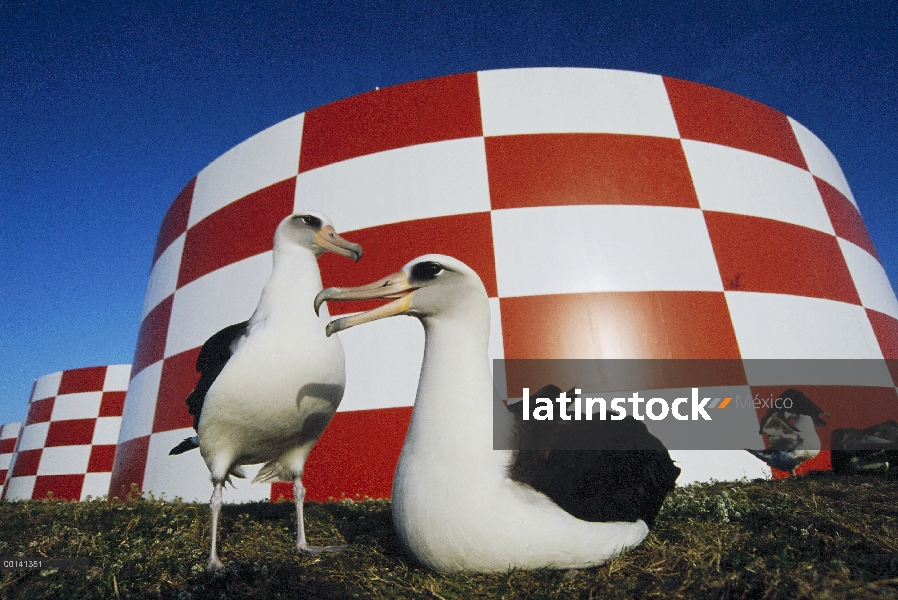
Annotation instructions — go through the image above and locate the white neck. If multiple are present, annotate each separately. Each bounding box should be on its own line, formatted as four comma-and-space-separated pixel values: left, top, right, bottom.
401, 299, 500, 468
250, 245, 326, 327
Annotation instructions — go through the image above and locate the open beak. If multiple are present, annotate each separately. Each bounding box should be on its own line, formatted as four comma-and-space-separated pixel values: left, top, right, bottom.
314, 270, 416, 336
316, 225, 362, 262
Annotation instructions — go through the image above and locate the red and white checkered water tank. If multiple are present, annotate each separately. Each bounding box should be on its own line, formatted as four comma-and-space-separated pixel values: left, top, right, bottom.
111, 67, 898, 501
3, 365, 130, 501
0, 422, 22, 495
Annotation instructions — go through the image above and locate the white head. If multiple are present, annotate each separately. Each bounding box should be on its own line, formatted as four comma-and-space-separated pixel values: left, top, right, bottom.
314, 254, 487, 335
274, 211, 362, 262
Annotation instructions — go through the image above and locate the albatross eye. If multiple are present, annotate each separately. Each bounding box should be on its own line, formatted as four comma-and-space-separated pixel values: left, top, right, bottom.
296, 215, 322, 228
411, 261, 444, 281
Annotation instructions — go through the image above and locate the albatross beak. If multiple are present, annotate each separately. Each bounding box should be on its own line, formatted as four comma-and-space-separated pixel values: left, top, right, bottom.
316, 225, 363, 262
314, 270, 415, 336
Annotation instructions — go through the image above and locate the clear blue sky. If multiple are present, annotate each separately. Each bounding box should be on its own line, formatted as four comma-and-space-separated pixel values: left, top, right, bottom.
1, 1, 896, 425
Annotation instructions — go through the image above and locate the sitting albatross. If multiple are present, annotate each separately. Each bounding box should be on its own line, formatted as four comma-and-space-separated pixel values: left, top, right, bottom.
314, 254, 678, 573
169, 211, 361, 571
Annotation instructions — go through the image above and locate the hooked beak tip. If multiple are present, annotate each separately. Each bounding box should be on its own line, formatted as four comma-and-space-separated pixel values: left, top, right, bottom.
325, 319, 342, 337
314, 288, 335, 316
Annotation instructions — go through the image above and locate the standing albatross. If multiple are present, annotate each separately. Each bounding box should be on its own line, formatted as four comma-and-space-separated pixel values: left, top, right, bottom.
170, 211, 361, 571
314, 254, 678, 573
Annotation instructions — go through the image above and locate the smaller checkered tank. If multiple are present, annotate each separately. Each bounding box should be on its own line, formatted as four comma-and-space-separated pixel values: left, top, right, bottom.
2, 365, 130, 501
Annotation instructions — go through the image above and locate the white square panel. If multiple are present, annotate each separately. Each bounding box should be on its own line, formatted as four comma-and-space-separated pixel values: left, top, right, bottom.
144, 429, 266, 503
337, 313, 425, 412
51, 392, 102, 422
165, 251, 272, 358
32, 371, 62, 401
190, 113, 304, 227
726, 291, 884, 359
37, 445, 91, 475
669, 450, 770, 485
1, 422, 21, 440
635, 385, 765, 452
92, 417, 123, 445
683, 140, 835, 235
788, 117, 857, 208
142, 233, 184, 319
17, 423, 49, 451
117, 361, 163, 443
295, 137, 491, 233
491, 205, 723, 297
81, 472, 112, 499
478, 67, 680, 138
103, 365, 132, 392
0, 453, 13, 471
4, 475, 36, 500
839, 239, 898, 320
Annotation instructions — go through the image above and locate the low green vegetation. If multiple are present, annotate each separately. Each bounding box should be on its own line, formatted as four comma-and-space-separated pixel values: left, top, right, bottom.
1, 473, 896, 599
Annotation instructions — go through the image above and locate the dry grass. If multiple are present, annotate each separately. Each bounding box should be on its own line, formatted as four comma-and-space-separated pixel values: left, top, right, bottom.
1, 473, 896, 599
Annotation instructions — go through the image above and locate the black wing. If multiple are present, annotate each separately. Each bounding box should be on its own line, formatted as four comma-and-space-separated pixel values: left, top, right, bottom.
507, 386, 680, 527
185, 321, 249, 431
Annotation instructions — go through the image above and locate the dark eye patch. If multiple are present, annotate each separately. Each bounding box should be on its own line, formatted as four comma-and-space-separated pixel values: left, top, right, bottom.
296, 215, 322, 228
411, 261, 444, 281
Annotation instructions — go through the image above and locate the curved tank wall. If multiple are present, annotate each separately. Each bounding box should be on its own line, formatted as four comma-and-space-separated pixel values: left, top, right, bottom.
3, 365, 130, 501
0, 422, 22, 495
111, 67, 898, 502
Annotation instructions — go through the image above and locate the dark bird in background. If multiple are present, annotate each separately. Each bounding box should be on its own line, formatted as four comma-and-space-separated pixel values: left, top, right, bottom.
832, 420, 898, 474
746, 388, 830, 476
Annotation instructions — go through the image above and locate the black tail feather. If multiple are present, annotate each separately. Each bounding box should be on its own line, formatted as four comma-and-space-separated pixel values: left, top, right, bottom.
169, 437, 199, 455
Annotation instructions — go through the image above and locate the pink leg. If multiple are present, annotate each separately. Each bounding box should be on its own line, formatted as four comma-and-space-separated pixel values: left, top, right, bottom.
294, 478, 346, 555
207, 482, 224, 571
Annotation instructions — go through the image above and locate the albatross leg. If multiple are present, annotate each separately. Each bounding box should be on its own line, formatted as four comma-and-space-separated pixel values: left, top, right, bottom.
294, 478, 347, 555
207, 482, 225, 571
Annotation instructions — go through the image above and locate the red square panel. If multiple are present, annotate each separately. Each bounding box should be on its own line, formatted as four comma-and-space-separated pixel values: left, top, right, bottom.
486, 134, 699, 210
664, 77, 807, 170
868, 309, 898, 359
0, 438, 15, 454
58, 366, 107, 395
319, 212, 498, 316
271, 482, 293, 503
153, 177, 195, 264
177, 178, 295, 288
109, 435, 149, 497
132, 295, 173, 377
0, 470, 6, 486
302, 407, 412, 501
11, 449, 42, 477
501, 291, 742, 360
867, 309, 898, 384
817, 177, 878, 259
87, 445, 117, 473
26, 398, 54, 424
705, 211, 860, 305
45, 419, 95, 447
99, 392, 126, 417
32, 474, 84, 501
299, 73, 482, 173
153, 348, 202, 433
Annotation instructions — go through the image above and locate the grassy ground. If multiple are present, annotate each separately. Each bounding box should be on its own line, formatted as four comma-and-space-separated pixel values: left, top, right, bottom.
0, 473, 896, 599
